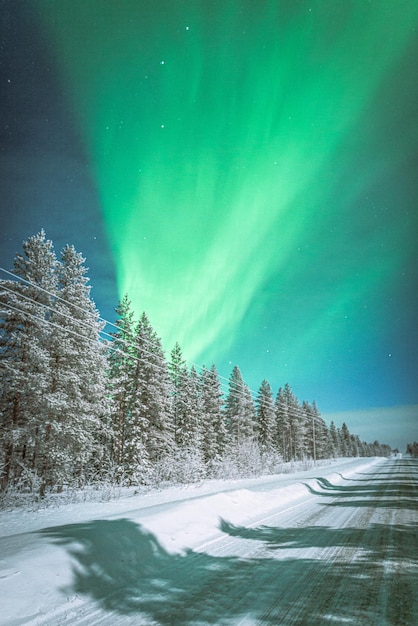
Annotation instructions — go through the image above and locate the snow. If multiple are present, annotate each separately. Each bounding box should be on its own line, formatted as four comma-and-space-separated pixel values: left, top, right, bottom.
0, 457, 386, 625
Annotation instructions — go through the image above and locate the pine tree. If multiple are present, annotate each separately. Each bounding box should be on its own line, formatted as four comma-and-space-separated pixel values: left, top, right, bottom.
43, 244, 111, 490
275, 386, 291, 461
256, 380, 276, 451
133, 312, 174, 462
169, 342, 186, 391
200, 364, 227, 463
276, 384, 302, 460
275, 384, 310, 461
169, 342, 190, 447
0, 230, 58, 491
329, 420, 341, 457
302, 401, 329, 461
225, 365, 255, 445
350, 434, 361, 458
290, 399, 308, 460
184, 366, 204, 449
317, 414, 332, 459
340, 422, 351, 457
108, 295, 137, 472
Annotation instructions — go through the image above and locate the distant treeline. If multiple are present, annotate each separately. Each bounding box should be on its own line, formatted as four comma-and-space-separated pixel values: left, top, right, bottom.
0, 232, 392, 498
406, 442, 418, 458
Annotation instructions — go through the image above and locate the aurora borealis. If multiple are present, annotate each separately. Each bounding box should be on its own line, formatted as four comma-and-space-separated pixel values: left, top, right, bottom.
1, 1, 417, 446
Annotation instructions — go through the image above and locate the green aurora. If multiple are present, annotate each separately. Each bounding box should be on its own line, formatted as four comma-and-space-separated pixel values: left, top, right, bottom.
34, 0, 418, 406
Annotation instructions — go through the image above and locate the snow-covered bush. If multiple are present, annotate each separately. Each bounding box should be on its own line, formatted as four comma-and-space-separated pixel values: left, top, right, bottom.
210, 440, 283, 479
151, 448, 206, 486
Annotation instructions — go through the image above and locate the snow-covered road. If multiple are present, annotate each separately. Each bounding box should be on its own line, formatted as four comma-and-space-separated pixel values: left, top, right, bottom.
1, 457, 417, 625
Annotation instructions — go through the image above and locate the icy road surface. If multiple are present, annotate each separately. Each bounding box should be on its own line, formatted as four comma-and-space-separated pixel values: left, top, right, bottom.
0, 457, 417, 625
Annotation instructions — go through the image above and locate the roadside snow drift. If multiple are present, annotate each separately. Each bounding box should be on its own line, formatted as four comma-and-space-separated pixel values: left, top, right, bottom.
0, 457, 388, 625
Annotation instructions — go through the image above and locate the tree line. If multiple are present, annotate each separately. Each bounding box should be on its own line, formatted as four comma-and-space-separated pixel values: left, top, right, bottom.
0, 231, 392, 497
406, 442, 418, 458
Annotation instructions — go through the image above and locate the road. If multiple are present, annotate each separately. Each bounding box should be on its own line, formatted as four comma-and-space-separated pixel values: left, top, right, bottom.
2, 458, 418, 625
201, 458, 418, 625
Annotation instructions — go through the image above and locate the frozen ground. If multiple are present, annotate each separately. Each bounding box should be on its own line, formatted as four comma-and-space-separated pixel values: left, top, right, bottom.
0, 457, 417, 625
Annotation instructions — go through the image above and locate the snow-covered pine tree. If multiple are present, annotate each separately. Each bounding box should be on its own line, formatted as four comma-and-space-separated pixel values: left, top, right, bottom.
321, 424, 333, 460
108, 294, 137, 474
169, 342, 185, 392
168, 362, 205, 482
133, 312, 174, 463
275, 386, 292, 461
301, 401, 314, 461
339, 422, 352, 457
183, 365, 204, 449
256, 380, 276, 451
329, 420, 341, 458
225, 365, 255, 447
318, 420, 332, 459
115, 309, 154, 484
169, 342, 203, 450
200, 364, 227, 463
350, 433, 360, 457
314, 406, 332, 460
169, 342, 189, 447
122, 376, 150, 484
44, 244, 111, 491
0, 230, 58, 492
275, 384, 307, 461
287, 385, 307, 460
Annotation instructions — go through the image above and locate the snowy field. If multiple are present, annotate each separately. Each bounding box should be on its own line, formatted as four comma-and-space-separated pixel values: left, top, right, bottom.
1, 456, 416, 625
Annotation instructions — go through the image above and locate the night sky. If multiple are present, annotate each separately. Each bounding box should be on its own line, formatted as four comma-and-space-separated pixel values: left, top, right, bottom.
1, 1, 417, 449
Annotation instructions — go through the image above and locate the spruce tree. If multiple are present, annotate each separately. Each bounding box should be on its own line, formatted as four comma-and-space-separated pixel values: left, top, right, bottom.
169, 342, 190, 447
275, 386, 291, 461
256, 380, 276, 451
351, 434, 361, 457
275, 384, 308, 461
201, 364, 227, 463
340, 422, 352, 457
133, 312, 174, 462
0, 230, 58, 491
183, 365, 204, 449
44, 244, 110, 490
225, 365, 255, 445
108, 295, 137, 473
292, 405, 308, 460
329, 420, 341, 458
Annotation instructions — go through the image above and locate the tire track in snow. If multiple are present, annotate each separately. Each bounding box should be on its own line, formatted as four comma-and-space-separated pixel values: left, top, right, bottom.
189, 459, 418, 625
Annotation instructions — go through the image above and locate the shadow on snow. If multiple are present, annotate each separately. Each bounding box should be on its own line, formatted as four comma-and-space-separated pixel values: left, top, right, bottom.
302, 460, 418, 510
37, 460, 418, 624
39, 512, 418, 625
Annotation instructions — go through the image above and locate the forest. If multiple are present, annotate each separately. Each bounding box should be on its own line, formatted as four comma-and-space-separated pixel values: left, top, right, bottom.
0, 231, 392, 501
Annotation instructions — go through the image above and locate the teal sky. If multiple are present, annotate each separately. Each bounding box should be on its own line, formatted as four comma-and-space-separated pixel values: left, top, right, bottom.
1, 1, 417, 442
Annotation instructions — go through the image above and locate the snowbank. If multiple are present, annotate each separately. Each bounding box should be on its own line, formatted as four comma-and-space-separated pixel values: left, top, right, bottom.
0, 457, 386, 625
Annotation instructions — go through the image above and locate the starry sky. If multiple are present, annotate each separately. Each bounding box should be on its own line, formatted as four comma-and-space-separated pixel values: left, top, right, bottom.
1, 1, 417, 449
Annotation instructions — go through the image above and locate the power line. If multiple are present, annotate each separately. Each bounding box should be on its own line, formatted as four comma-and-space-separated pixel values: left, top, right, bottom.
0, 284, 220, 394
0, 265, 114, 327
0, 297, 184, 384
0, 298, 256, 405
1, 283, 109, 341
0, 266, 190, 372
0, 300, 108, 355
0, 299, 192, 390
0, 265, 260, 399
